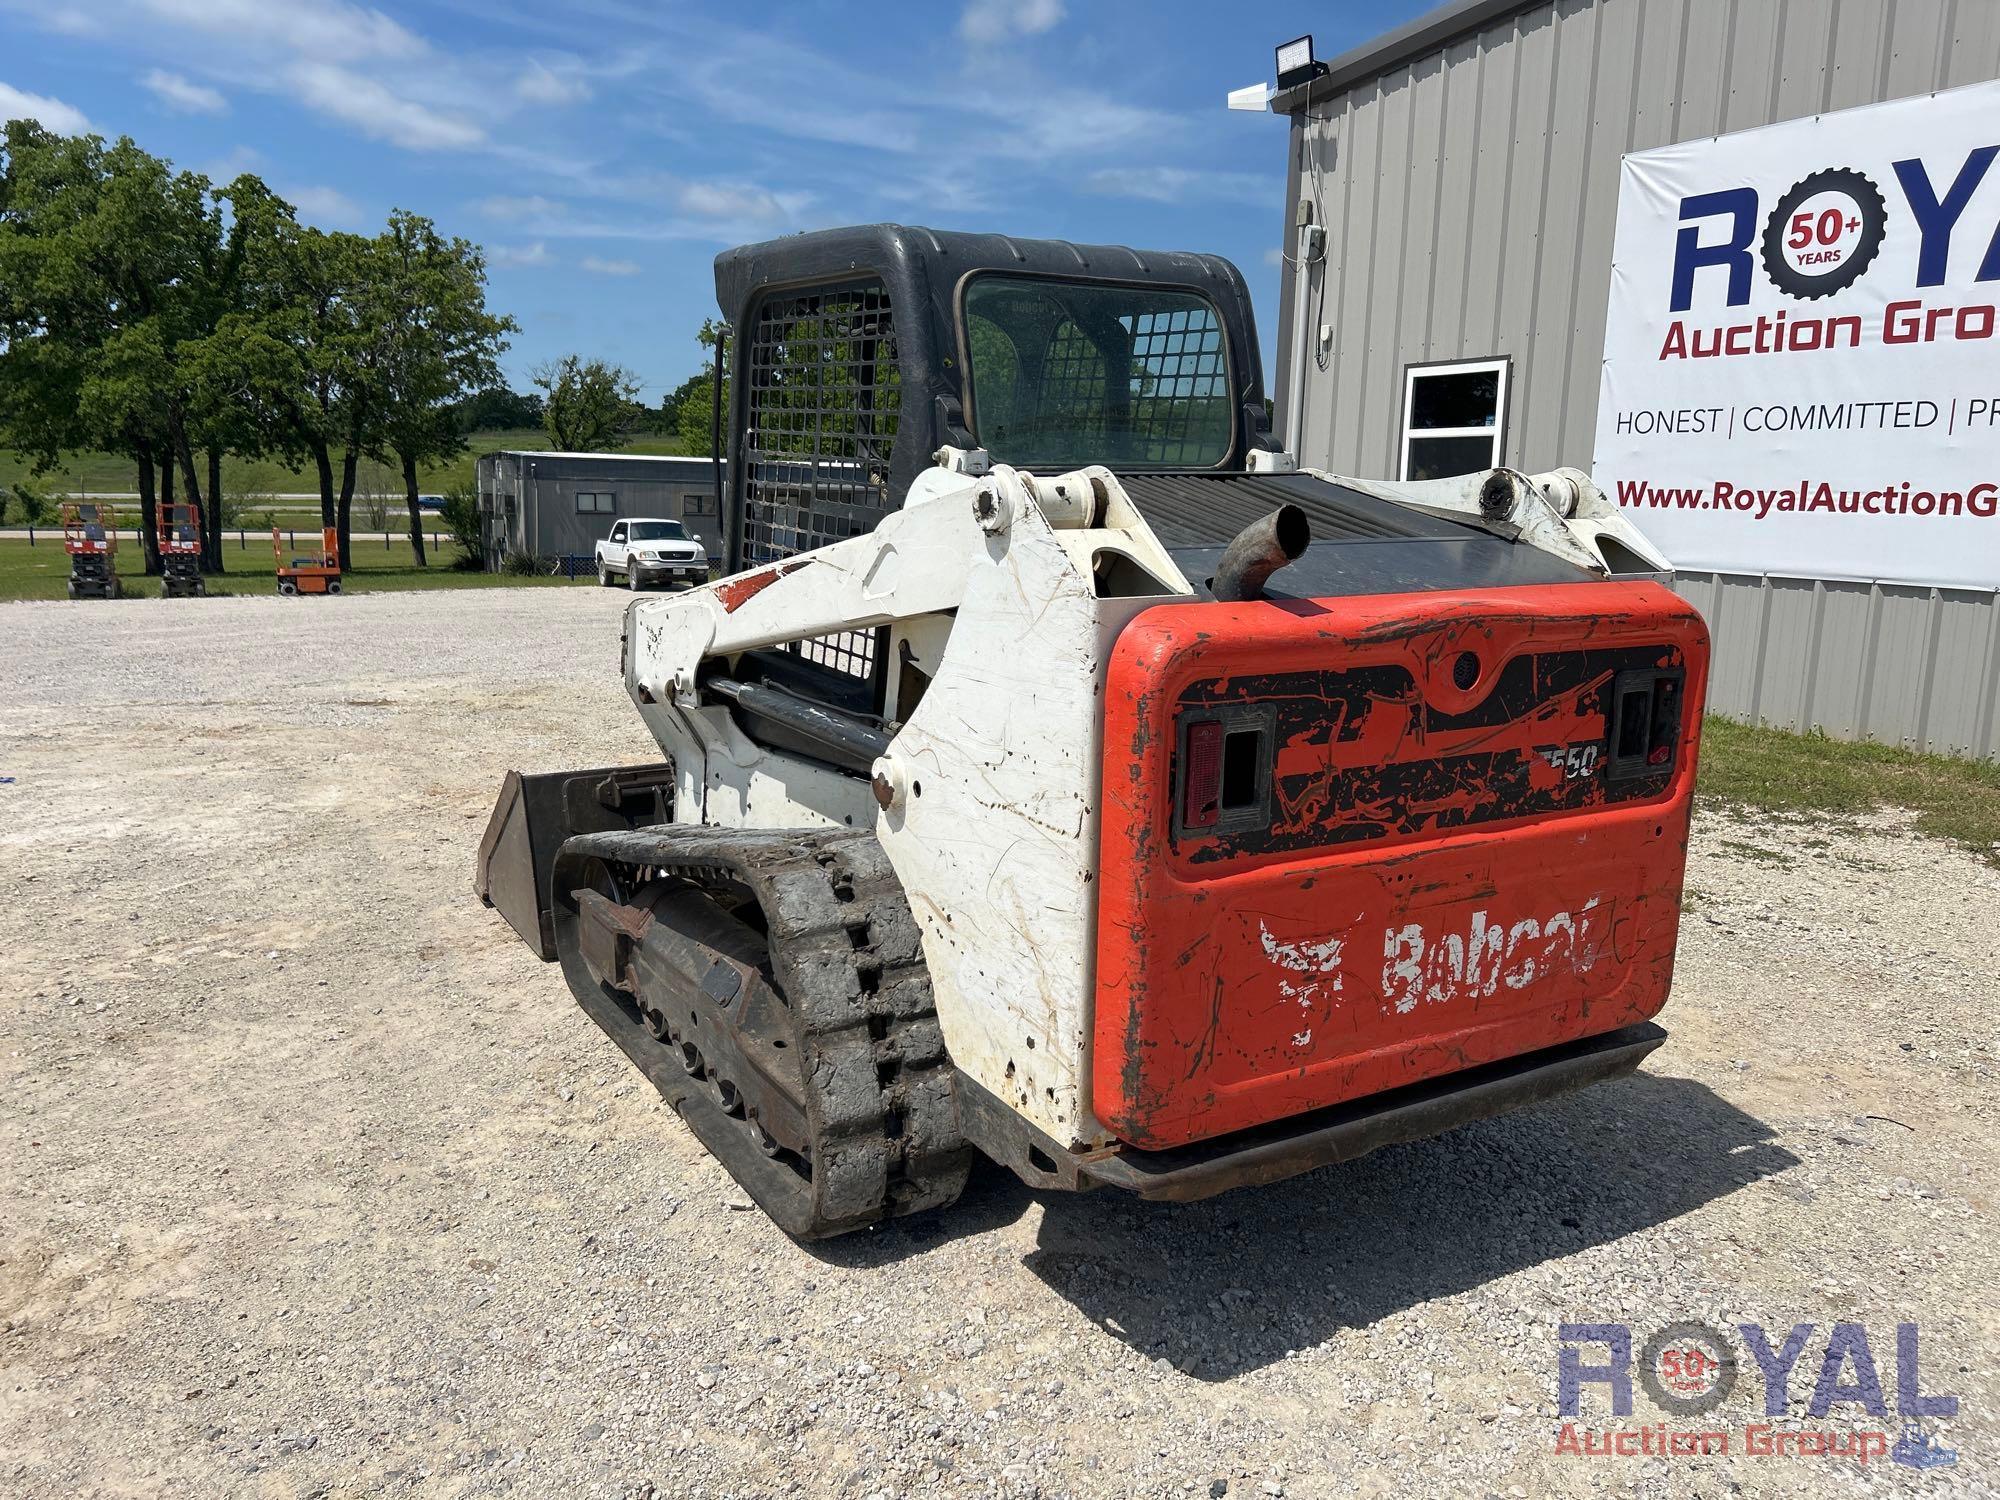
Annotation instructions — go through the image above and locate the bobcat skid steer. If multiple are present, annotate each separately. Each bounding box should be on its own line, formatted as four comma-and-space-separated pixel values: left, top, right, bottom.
476, 225, 1709, 1239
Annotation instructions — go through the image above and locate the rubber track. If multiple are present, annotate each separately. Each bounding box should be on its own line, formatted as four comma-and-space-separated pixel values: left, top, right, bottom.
552, 826, 971, 1239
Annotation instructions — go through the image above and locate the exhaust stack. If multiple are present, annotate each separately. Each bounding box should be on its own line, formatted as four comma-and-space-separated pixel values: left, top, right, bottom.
1213, 504, 1310, 602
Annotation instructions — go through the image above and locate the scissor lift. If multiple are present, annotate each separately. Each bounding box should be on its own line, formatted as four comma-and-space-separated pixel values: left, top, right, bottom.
161, 502, 205, 597
63, 503, 122, 600
273, 526, 343, 596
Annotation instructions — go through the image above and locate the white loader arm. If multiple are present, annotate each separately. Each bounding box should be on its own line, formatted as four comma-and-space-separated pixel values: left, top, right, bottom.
624, 463, 1185, 705
1328, 465, 1674, 577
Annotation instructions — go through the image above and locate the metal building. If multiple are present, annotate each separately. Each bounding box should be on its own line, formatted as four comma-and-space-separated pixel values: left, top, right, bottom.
475, 451, 725, 572
1269, 0, 2000, 757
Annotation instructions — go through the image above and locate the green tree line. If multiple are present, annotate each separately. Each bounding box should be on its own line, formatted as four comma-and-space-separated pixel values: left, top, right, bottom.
0, 120, 513, 572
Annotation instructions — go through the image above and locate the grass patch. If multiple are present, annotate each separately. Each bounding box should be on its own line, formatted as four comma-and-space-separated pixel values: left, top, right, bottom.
1697, 715, 2000, 867
0, 534, 586, 600
1715, 837, 1796, 869
0, 429, 693, 499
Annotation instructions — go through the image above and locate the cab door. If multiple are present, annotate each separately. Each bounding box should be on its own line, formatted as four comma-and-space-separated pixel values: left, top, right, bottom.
604, 521, 628, 570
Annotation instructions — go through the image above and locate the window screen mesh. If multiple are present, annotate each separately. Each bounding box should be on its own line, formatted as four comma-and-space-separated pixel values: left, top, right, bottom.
740, 281, 901, 565
738, 280, 901, 684
1126, 305, 1231, 465
964, 277, 1233, 468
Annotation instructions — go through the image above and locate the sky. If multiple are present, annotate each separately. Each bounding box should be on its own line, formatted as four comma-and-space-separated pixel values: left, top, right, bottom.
0, 0, 1431, 402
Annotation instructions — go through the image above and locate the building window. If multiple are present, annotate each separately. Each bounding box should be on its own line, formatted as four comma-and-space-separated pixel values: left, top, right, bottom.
682, 493, 715, 516
575, 491, 616, 515
1399, 358, 1509, 481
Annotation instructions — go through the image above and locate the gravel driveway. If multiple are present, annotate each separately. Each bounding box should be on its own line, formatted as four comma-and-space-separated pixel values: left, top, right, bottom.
1, 589, 1993, 1498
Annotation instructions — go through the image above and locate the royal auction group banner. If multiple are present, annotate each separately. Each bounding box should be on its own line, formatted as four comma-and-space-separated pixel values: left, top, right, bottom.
1593, 80, 2000, 592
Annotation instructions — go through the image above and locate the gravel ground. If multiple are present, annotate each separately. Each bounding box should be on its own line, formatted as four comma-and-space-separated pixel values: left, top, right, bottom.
1, 589, 1994, 1499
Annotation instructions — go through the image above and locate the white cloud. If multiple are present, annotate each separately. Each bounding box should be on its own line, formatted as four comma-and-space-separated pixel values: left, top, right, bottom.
1081, 165, 1271, 205
960, 0, 1064, 44
677, 181, 802, 223
475, 194, 564, 220
39, 11, 105, 37
490, 242, 552, 269
137, 0, 422, 63
681, 66, 920, 154
516, 61, 590, 106
993, 91, 1179, 159
289, 63, 484, 151
0, 81, 93, 135
285, 184, 362, 227
143, 68, 228, 114
580, 255, 640, 276
203, 144, 263, 179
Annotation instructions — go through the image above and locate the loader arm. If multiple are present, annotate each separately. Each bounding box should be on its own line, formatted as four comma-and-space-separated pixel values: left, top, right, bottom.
623, 463, 1187, 708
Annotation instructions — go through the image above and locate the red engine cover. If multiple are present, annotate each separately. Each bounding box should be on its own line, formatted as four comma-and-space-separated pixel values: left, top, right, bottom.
1094, 581, 1709, 1150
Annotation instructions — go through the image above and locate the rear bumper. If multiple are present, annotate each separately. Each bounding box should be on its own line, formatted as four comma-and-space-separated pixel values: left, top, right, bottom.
630, 560, 709, 585
960, 1022, 1667, 1202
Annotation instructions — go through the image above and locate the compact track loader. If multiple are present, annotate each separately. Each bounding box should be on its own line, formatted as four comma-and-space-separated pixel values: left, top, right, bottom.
476, 225, 1709, 1239
63, 502, 121, 600
160, 501, 205, 597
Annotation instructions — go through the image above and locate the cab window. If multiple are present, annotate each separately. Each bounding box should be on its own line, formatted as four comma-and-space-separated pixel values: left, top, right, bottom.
629, 521, 688, 542
963, 275, 1234, 469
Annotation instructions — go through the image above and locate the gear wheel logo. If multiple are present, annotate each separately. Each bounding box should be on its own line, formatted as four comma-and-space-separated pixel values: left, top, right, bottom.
1760, 167, 1887, 300
1639, 1321, 1740, 1417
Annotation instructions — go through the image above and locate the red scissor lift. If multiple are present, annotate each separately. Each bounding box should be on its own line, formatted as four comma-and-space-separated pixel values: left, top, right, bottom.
161, 501, 205, 598
63, 502, 122, 600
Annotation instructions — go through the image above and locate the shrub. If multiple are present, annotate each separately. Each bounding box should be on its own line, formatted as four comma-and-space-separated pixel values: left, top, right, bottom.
439, 482, 483, 565
9, 481, 56, 529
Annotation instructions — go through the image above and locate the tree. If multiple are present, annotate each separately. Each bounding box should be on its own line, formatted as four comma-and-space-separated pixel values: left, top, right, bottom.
191, 217, 385, 569
674, 318, 730, 455
8, 480, 54, 540
658, 370, 706, 437
533, 355, 639, 450
0, 124, 263, 575
455, 384, 541, 432
370, 211, 513, 566
0, 128, 98, 514
3, 126, 516, 575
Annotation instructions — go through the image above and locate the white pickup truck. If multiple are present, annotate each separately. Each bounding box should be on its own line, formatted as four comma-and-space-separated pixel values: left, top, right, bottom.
595, 518, 710, 590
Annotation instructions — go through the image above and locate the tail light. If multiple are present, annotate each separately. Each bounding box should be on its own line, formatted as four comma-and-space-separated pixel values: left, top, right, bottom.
1174, 709, 1275, 838
1608, 668, 1686, 780
1180, 720, 1223, 829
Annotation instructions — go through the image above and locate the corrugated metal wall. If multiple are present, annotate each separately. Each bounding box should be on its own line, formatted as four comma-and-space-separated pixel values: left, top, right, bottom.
1672, 571, 2000, 757
1277, 0, 2000, 758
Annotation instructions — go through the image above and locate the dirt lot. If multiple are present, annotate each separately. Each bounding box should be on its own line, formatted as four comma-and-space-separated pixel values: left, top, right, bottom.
1, 590, 1993, 1499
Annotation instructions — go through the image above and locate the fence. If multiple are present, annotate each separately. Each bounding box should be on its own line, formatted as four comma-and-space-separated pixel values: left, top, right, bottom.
10, 526, 447, 551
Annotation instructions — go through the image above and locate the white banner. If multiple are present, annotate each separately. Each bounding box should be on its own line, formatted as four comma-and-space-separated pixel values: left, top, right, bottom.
1593, 81, 2000, 592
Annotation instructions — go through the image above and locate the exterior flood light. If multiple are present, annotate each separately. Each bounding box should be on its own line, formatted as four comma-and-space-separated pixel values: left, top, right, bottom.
1276, 35, 1327, 91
